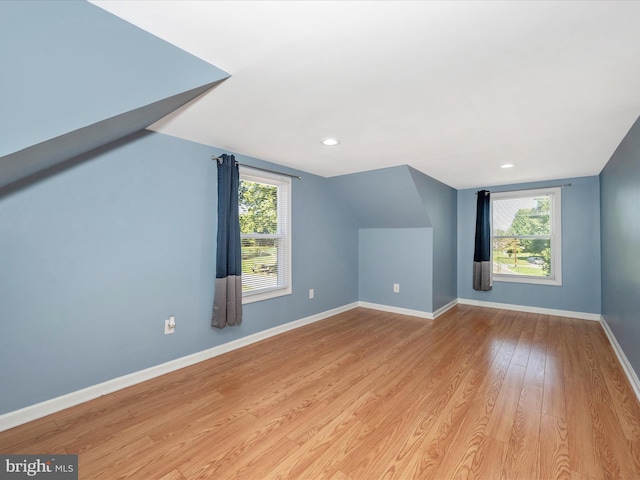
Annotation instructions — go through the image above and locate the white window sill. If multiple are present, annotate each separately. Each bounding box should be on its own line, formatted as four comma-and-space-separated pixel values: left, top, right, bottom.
242, 286, 292, 304
493, 274, 562, 287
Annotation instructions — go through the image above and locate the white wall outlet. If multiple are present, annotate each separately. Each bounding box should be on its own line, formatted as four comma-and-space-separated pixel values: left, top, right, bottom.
393, 283, 400, 293
165, 315, 176, 335
309, 288, 314, 299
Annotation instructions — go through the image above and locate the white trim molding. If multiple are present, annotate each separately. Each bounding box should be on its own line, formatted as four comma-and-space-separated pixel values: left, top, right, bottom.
358, 298, 458, 320
599, 315, 640, 404
433, 299, 459, 318
359, 301, 433, 319
457, 298, 601, 321
0, 302, 359, 433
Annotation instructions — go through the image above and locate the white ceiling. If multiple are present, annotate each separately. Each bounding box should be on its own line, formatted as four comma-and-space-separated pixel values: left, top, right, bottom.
91, 0, 640, 189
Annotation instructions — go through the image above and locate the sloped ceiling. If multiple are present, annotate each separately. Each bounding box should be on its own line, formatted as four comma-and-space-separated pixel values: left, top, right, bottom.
0, 1, 229, 190
329, 166, 432, 228
91, 0, 640, 189
0, 83, 223, 191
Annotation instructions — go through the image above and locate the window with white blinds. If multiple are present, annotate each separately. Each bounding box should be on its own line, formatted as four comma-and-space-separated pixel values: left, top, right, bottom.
239, 167, 291, 303
491, 187, 562, 286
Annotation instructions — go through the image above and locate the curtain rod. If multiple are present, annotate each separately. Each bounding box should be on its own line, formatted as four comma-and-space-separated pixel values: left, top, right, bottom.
476, 183, 571, 195
212, 155, 301, 179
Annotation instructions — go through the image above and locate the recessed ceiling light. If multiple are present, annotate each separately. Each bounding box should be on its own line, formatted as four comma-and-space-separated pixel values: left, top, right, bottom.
322, 138, 340, 146
501, 163, 514, 169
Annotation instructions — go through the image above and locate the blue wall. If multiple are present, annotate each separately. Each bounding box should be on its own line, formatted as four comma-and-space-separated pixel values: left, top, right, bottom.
328, 166, 431, 228
409, 167, 457, 311
600, 117, 640, 375
359, 228, 433, 311
0, 132, 358, 415
457, 176, 601, 314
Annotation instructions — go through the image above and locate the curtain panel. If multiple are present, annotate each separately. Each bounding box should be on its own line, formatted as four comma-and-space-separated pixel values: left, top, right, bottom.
473, 190, 492, 291
212, 154, 243, 328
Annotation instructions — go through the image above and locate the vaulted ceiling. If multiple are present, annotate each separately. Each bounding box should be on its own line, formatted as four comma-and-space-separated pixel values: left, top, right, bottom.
91, 0, 640, 189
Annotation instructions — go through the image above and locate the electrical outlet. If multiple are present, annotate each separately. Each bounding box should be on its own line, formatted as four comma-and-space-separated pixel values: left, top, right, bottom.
309, 288, 314, 299
165, 315, 176, 335
393, 283, 400, 293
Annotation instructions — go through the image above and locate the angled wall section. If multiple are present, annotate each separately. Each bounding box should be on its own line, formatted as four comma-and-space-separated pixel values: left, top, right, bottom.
408, 167, 457, 311
330, 165, 451, 313
0, 1, 229, 188
0, 81, 223, 191
328, 166, 432, 228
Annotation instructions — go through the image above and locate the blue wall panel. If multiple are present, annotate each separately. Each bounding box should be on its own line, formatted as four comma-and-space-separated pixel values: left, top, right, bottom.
409, 167, 457, 311
359, 228, 433, 312
328, 166, 431, 228
600, 117, 640, 376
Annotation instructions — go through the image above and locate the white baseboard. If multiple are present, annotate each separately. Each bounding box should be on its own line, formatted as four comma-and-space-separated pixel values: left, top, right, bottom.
0, 302, 359, 433
432, 299, 459, 318
358, 301, 434, 319
357, 299, 458, 320
599, 316, 640, 404
457, 298, 601, 321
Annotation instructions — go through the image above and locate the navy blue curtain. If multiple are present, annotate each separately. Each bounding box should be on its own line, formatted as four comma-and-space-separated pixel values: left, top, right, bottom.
212, 154, 242, 328
473, 190, 492, 291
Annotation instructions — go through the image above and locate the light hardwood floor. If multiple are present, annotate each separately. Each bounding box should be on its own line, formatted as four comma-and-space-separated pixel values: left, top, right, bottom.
2, 306, 640, 479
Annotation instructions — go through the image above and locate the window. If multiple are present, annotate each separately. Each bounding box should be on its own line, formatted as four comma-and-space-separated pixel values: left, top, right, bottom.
239, 167, 291, 302
491, 187, 562, 285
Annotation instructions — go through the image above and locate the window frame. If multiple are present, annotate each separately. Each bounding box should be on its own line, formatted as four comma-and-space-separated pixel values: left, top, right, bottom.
239, 166, 292, 304
491, 187, 562, 286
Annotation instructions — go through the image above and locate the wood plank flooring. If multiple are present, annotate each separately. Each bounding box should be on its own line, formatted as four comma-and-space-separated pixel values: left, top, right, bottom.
2, 306, 640, 479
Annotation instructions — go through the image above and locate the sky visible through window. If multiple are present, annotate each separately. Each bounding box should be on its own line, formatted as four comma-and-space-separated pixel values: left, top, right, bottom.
493, 197, 537, 232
